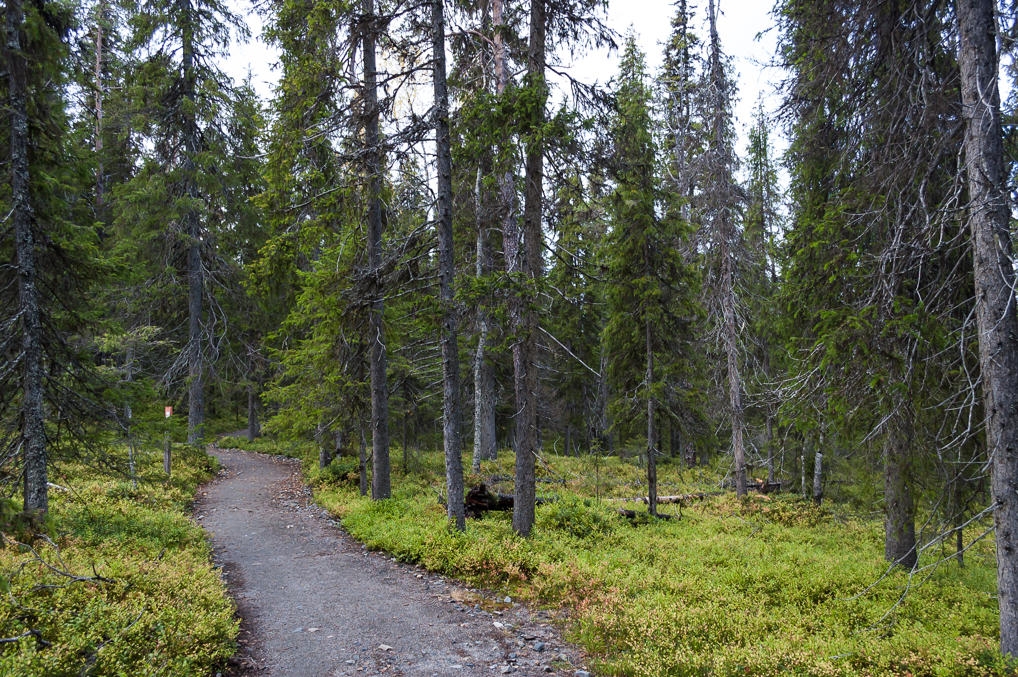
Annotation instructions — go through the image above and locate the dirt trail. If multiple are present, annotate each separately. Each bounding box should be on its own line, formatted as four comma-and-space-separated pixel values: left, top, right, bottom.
195, 446, 592, 677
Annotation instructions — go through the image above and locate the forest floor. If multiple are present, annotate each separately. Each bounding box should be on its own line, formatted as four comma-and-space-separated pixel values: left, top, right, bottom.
197, 445, 592, 677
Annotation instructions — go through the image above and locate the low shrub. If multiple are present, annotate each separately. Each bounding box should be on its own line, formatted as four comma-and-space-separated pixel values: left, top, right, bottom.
305, 446, 1006, 676
0, 446, 237, 676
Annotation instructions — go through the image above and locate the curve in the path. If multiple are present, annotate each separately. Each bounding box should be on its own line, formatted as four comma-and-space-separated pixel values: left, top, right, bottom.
195, 447, 590, 677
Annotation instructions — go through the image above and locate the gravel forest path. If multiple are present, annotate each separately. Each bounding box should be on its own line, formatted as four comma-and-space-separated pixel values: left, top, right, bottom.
195, 446, 592, 677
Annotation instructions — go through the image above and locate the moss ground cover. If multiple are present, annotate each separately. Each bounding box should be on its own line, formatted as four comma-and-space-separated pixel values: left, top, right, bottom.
226, 433, 1008, 676
0, 443, 237, 676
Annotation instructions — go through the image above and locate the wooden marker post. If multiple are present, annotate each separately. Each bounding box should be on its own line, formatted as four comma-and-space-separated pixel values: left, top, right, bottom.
164, 406, 173, 476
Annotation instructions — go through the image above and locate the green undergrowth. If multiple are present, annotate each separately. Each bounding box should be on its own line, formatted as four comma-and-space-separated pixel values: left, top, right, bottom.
218, 434, 304, 458
221, 436, 1011, 675
0, 443, 237, 676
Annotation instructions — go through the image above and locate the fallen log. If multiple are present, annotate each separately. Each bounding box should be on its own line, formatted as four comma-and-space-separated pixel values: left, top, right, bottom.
617, 509, 675, 521
462, 483, 555, 518
608, 492, 722, 505
722, 478, 783, 494
483, 474, 566, 485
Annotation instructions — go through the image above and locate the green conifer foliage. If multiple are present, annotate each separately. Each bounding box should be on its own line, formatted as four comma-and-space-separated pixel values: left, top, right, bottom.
1, 0, 108, 511
602, 36, 699, 516
116, 0, 246, 444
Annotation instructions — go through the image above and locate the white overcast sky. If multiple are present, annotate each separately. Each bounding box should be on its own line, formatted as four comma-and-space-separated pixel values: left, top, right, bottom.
222, 0, 787, 164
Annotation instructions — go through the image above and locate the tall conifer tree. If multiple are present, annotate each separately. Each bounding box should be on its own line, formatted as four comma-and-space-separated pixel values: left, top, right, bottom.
603, 36, 698, 517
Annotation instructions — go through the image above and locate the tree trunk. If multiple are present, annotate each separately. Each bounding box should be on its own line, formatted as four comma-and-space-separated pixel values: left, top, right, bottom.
93, 2, 105, 218
473, 165, 497, 471
319, 426, 332, 469
708, 0, 745, 499
811, 450, 823, 506
955, 476, 966, 567
646, 319, 657, 517
358, 423, 368, 497
473, 0, 511, 472
362, 0, 390, 499
766, 416, 775, 484
509, 0, 546, 538
432, 0, 465, 531
6, 0, 47, 513
884, 421, 917, 569
182, 3, 205, 446
957, 0, 1018, 655
722, 257, 746, 497
324, 429, 343, 468
247, 387, 259, 441
125, 346, 137, 488
800, 452, 806, 500
402, 403, 409, 472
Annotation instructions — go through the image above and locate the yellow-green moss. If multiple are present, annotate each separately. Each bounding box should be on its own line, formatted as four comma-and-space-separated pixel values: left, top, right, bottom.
0, 445, 237, 676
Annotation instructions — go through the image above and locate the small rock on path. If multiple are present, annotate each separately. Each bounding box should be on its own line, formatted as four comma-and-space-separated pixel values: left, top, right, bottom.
195, 446, 591, 677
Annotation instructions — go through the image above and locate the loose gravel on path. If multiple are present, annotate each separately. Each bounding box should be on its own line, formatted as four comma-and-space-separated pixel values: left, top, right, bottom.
195, 446, 593, 677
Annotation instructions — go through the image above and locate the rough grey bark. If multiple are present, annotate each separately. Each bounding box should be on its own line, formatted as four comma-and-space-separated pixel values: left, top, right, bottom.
359, 424, 369, 496
433, 0, 465, 531
884, 418, 917, 569
509, 0, 546, 538
800, 452, 806, 499
182, 4, 205, 446
492, 0, 516, 247
362, 0, 390, 499
6, 0, 47, 513
956, 0, 1018, 656
93, 2, 105, 216
247, 349, 260, 442
318, 425, 334, 469
646, 319, 657, 517
765, 417, 775, 484
473, 0, 512, 471
722, 252, 746, 497
811, 450, 823, 505
706, 0, 746, 498
125, 347, 137, 488
402, 403, 409, 472
247, 385, 260, 441
955, 477, 966, 567
472, 166, 497, 471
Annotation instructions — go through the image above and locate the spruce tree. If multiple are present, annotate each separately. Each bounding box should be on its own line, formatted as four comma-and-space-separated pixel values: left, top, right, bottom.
119, 0, 245, 444
743, 99, 782, 483
1, 0, 107, 512
777, 0, 972, 568
602, 36, 698, 517
545, 171, 607, 457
